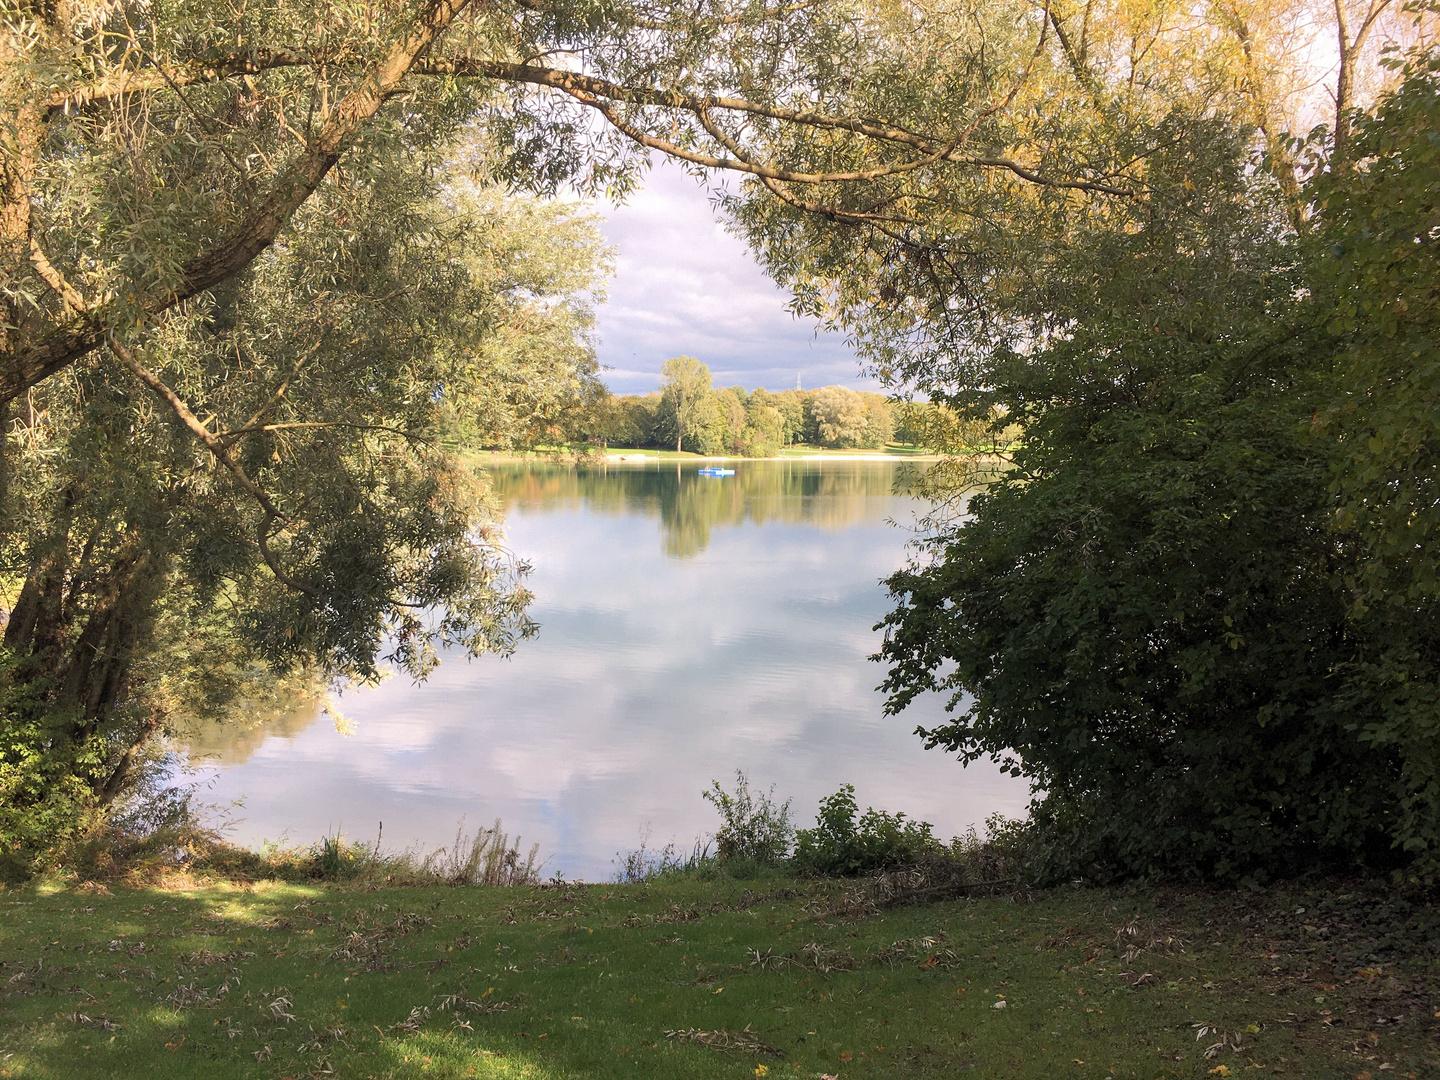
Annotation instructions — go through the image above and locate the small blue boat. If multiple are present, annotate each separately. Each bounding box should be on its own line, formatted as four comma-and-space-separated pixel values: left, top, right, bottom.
697, 467, 735, 477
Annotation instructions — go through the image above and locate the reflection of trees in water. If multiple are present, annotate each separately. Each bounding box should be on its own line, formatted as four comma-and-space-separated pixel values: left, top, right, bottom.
487, 461, 907, 558
174, 698, 324, 767
180, 463, 908, 756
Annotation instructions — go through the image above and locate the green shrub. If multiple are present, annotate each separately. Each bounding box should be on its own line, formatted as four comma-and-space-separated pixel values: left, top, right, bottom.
792, 784, 943, 876
702, 771, 794, 865
0, 650, 106, 881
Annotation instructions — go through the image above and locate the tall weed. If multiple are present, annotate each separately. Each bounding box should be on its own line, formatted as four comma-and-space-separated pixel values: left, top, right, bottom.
702, 771, 794, 865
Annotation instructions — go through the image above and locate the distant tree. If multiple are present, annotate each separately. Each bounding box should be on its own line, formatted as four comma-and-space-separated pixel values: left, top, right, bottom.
659, 357, 714, 453
809, 386, 870, 448
569, 387, 636, 451
860, 393, 894, 449
617, 396, 664, 448
892, 401, 997, 450
770, 390, 807, 446
891, 401, 930, 447
742, 394, 787, 457
715, 388, 749, 453
691, 394, 729, 456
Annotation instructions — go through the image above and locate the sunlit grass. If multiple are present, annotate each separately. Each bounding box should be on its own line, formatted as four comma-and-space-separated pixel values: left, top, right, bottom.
1, 877, 1434, 1079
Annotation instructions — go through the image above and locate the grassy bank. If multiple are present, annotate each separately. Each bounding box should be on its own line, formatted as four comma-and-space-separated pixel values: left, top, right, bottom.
1, 873, 1436, 1079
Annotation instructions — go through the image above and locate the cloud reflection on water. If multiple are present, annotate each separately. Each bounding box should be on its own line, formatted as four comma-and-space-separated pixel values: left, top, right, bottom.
189, 461, 1030, 879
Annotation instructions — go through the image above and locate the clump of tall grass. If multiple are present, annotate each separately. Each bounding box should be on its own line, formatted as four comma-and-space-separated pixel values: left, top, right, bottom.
418, 819, 541, 886
32, 814, 543, 890
265, 819, 540, 887
613, 831, 712, 883
703, 770, 794, 865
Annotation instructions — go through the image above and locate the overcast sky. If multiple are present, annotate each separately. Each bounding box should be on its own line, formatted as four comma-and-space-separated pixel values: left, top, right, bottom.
591, 161, 879, 396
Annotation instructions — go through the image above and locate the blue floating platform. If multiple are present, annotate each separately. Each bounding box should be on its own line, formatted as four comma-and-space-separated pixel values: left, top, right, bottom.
697, 467, 736, 477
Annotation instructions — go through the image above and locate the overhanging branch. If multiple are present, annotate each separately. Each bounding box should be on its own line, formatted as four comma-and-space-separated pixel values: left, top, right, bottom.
4, 0, 475, 407
108, 336, 318, 597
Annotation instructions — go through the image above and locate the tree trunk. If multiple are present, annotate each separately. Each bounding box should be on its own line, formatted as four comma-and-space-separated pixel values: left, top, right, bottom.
1334, 4, 1355, 162
3, 484, 77, 660
4, 498, 169, 803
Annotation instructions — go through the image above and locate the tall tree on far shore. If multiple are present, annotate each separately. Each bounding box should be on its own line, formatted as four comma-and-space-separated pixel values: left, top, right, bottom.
659, 357, 713, 454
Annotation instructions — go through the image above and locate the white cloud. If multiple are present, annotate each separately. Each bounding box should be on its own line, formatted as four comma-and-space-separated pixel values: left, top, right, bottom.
594, 162, 878, 395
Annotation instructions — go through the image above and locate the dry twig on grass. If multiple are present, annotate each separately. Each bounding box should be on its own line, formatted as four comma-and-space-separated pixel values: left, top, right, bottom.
664, 1025, 783, 1056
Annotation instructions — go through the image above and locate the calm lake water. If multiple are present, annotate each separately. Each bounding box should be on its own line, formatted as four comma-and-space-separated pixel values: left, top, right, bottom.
188, 459, 1030, 880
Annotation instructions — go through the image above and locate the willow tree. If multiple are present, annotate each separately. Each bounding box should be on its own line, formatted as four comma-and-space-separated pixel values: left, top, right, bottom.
0, 162, 612, 865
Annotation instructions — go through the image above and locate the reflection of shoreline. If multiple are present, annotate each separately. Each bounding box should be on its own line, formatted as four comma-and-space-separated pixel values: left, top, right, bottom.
175, 697, 325, 768
477, 451, 948, 464
193, 457, 1031, 878
488, 459, 917, 559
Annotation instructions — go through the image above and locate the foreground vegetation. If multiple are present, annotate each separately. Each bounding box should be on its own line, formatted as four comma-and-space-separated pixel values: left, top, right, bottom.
2, 870, 1437, 1080
13, 779, 1429, 1079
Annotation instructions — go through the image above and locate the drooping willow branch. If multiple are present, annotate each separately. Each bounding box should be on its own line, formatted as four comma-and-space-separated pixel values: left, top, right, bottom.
11, 13, 1136, 407
108, 336, 319, 598
44, 56, 1137, 196
4, 0, 475, 405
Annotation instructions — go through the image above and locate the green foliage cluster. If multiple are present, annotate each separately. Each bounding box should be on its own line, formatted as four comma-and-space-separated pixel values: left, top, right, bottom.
1305, 59, 1440, 862
872, 59, 1440, 883
702, 770, 795, 866
0, 649, 104, 881
791, 783, 942, 876
701, 773, 947, 878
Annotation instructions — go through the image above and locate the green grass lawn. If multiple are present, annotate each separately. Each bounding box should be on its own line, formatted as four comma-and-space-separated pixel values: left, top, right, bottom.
1, 876, 1435, 1079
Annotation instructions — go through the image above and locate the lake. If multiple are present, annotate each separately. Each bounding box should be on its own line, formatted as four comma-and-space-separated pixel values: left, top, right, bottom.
187, 459, 1030, 880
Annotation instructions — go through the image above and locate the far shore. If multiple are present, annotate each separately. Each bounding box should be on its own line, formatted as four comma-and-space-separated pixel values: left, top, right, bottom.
470, 446, 961, 464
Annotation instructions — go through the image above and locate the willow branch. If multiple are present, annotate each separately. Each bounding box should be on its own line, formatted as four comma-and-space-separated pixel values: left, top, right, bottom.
696, 106, 919, 226
227, 341, 323, 441
220, 420, 433, 445
627, 0, 822, 30
44, 49, 313, 116
109, 336, 318, 597
29, 235, 91, 313
48, 55, 1136, 195
476, 61, 1136, 193
5, 0, 474, 406
1045, 3, 1104, 102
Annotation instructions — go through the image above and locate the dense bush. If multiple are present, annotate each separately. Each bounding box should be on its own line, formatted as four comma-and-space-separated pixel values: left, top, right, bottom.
699, 775, 1008, 879
791, 784, 943, 876
878, 64, 1440, 884
0, 649, 105, 881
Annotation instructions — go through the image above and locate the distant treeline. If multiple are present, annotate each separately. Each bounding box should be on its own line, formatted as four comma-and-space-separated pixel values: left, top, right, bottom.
601, 385, 900, 455
518, 357, 988, 457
